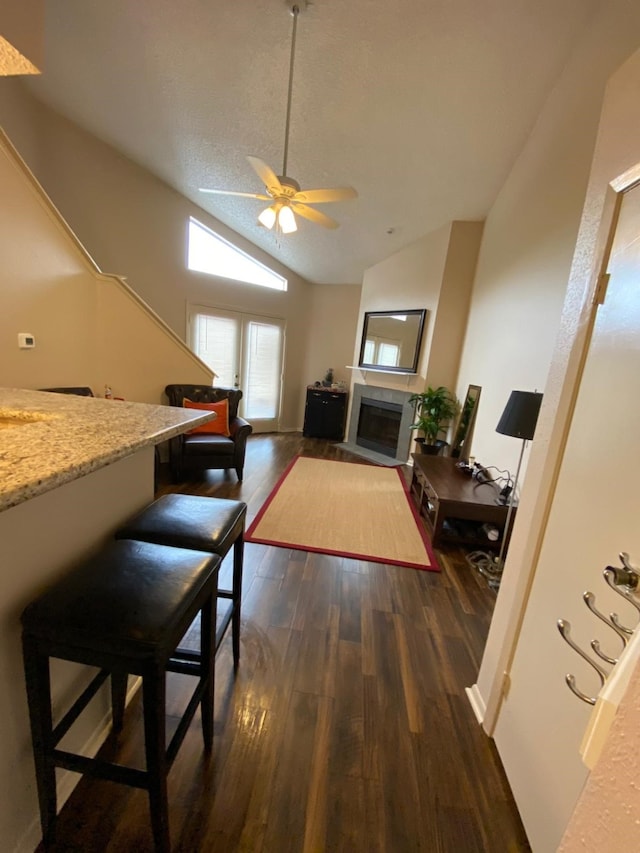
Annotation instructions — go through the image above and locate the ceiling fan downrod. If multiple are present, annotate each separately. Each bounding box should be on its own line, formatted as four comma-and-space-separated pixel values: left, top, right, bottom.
282, 3, 303, 178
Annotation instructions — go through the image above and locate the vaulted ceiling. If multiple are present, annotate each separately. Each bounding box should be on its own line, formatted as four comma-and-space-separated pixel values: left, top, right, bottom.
25, 0, 600, 283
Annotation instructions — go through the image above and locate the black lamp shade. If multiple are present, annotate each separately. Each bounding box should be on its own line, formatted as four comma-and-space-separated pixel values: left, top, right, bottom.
496, 391, 543, 440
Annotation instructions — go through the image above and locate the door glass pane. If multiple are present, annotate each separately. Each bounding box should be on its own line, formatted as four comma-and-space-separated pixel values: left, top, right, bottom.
243, 321, 282, 419
193, 313, 238, 387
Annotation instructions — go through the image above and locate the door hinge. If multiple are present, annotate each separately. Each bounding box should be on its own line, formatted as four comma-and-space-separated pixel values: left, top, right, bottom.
594, 272, 610, 305
502, 671, 511, 699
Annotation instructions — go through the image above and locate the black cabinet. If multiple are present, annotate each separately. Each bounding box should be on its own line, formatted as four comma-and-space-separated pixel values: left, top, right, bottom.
303, 388, 348, 440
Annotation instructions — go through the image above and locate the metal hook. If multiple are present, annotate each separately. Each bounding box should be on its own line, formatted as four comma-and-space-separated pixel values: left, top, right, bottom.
557, 619, 607, 705
582, 591, 628, 648
603, 568, 640, 620
610, 612, 635, 636
590, 639, 617, 665
557, 620, 608, 682
565, 673, 596, 706
619, 551, 640, 588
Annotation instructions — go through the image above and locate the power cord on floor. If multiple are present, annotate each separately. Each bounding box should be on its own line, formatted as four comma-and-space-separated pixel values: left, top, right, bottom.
466, 549, 503, 591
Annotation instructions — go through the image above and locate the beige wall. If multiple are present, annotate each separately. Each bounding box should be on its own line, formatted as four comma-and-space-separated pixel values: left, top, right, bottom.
353, 222, 483, 449
356, 223, 451, 393
465, 7, 640, 852
0, 82, 363, 430
471, 0, 640, 712
0, 132, 98, 389
456, 3, 640, 482
427, 220, 484, 392
304, 281, 361, 388
0, 0, 44, 71
0, 129, 212, 399
1, 450, 154, 853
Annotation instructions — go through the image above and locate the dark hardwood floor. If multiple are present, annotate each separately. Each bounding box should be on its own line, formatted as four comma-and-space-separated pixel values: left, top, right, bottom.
41, 434, 530, 852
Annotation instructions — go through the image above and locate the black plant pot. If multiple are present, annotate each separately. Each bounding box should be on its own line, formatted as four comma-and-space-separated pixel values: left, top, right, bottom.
415, 438, 448, 456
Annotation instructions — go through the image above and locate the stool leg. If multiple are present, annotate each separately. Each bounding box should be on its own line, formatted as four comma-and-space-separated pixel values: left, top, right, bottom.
200, 590, 215, 751
22, 636, 57, 846
232, 534, 244, 669
142, 669, 170, 853
111, 670, 128, 733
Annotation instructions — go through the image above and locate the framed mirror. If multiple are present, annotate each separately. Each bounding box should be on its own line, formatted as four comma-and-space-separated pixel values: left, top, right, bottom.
450, 384, 481, 460
358, 309, 427, 373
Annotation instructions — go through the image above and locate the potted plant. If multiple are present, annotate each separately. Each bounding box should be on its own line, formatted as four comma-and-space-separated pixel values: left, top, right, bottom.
408, 385, 459, 455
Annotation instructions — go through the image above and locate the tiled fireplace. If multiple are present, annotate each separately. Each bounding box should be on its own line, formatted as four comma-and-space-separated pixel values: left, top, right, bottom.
341, 383, 415, 465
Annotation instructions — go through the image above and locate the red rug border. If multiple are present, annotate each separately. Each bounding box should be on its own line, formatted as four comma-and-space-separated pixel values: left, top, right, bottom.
245, 455, 440, 572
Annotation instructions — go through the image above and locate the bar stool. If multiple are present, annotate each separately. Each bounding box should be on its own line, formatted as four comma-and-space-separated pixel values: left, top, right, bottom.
115, 494, 246, 668
21, 539, 221, 852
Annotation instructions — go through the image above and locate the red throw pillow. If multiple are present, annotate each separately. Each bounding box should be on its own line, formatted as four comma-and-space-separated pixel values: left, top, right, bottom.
183, 398, 230, 436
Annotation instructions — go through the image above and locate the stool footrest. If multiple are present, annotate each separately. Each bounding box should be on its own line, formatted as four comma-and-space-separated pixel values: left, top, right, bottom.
53, 669, 110, 746
53, 749, 148, 789
168, 659, 202, 677
167, 679, 208, 765
52, 671, 208, 789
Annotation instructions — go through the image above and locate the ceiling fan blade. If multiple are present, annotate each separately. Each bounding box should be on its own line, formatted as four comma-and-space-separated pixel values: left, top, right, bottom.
198, 188, 271, 200
291, 202, 340, 229
247, 156, 283, 194
292, 186, 358, 204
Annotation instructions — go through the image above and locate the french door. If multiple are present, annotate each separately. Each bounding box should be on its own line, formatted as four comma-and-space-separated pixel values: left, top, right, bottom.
188, 304, 284, 432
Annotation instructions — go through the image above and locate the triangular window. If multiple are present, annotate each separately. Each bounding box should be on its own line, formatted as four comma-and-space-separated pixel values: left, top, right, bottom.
187, 217, 287, 291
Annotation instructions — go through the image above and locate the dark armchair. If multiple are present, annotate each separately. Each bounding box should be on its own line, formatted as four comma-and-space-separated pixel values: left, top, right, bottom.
165, 384, 253, 482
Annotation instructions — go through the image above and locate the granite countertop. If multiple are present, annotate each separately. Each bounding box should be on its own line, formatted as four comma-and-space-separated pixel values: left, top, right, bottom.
0, 388, 214, 512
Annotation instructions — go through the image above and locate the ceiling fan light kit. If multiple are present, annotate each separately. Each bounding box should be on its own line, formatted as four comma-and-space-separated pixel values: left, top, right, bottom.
199, 0, 356, 236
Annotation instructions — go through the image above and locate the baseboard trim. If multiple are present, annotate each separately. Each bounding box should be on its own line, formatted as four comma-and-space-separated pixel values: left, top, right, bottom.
465, 683, 486, 725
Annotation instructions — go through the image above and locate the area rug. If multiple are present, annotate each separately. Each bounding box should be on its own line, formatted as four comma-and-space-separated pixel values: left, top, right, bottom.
246, 456, 439, 571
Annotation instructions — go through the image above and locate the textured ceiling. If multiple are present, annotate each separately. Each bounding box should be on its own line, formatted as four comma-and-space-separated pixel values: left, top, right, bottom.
26, 0, 600, 284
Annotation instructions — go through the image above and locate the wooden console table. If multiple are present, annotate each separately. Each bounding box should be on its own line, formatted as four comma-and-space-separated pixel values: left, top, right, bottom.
410, 455, 516, 551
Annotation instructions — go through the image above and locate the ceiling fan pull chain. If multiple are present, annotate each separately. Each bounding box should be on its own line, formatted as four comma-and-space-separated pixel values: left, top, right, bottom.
282, 4, 299, 178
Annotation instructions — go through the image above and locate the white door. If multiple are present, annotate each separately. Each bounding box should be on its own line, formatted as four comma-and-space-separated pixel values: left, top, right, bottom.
189, 305, 284, 432
493, 183, 640, 851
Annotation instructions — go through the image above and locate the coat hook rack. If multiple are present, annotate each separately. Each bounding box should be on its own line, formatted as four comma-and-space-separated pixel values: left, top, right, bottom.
558, 552, 640, 704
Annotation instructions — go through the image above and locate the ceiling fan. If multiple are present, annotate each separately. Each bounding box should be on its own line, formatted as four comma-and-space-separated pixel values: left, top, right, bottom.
199, 2, 357, 234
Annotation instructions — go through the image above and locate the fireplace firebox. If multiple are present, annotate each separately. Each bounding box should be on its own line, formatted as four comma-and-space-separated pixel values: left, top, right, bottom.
342, 384, 414, 465
357, 398, 403, 458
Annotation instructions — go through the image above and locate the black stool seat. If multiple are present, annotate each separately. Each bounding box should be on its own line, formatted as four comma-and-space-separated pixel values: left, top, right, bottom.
115, 494, 246, 668
21, 539, 221, 852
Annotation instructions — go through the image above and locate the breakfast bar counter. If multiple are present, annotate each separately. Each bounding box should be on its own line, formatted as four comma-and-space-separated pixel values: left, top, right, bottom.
0, 387, 214, 852
0, 387, 212, 512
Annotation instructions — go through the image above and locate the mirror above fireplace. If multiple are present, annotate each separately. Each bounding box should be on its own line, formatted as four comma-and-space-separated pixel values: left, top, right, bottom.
358, 309, 427, 374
